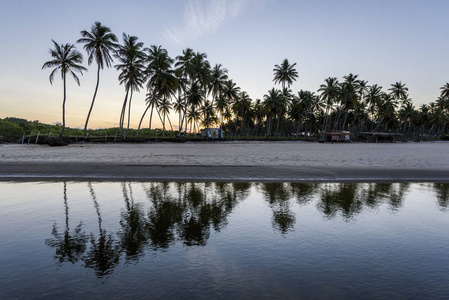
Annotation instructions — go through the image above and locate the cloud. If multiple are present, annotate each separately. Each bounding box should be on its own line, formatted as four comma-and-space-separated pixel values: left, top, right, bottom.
164, 0, 266, 45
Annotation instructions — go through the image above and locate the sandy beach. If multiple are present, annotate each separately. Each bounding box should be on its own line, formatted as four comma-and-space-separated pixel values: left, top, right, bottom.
0, 141, 448, 181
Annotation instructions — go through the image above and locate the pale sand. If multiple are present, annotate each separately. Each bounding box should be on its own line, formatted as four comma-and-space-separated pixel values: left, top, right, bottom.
0, 141, 448, 181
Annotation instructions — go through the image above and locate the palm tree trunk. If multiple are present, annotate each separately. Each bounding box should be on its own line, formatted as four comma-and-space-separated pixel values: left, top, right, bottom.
275, 109, 283, 137
84, 64, 100, 137
126, 90, 134, 136
136, 104, 150, 137
120, 89, 129, 137
166, 114, 174, 137
148, 96, 156, 138
60, 74, 67, 137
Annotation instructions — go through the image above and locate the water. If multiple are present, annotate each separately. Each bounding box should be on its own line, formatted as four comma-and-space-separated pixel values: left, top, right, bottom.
1, 182, 448, 299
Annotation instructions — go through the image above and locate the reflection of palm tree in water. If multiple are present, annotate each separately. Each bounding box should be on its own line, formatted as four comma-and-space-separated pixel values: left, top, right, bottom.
260, 183, 296, 235
143, 182, 248, 247
84, 182, 120, 277
119, 182, 149, 261
46, 182, 88, 264
144, 182, 182, 249
318, 183, 362, 219
432, 183, 449, 210
365, 183, 408, 211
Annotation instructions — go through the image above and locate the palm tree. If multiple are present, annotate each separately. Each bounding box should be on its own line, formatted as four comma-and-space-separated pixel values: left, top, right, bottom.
77, 22, 118, 137
145, 45, 177, 138
175, 48, 195, 133
318, 77, 340, 132
440, 83, 449, 99
207, 64, 228, 130
263, 88, 282, 137
388, 81, 409, 107
114, 34, 146, 138
157, 97, 174, 138
42, 40, 87, 137
273, 59, 298, 89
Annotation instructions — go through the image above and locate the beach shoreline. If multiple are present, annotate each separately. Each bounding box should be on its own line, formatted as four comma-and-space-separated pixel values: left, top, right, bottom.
1, 141, 448, 182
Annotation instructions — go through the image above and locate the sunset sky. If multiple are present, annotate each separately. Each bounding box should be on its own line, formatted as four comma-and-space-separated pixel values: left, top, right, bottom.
1, 0, 448, 129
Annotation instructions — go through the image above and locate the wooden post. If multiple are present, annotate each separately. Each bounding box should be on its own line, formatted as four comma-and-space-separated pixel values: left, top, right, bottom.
21, 133, 25, 144
114, 131, 117, 142
28, 132, 33, 144
105, 134, 108, 143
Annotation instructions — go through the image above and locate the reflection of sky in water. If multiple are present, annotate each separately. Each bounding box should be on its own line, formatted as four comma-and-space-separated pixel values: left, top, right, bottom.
1, 182, 448, 299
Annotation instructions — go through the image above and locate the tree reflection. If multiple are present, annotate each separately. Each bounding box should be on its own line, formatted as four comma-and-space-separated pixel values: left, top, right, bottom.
433, 183, 449, 210
364, 183, 409, 211
318, 183, 363, 220
84, 182, 120, 277
290, 183, 318, 205
260, 183, 295, 234
144, 182, 182, 249
47, 181, 442, 277
46, 182, 88, 264
118, 183, 149, 261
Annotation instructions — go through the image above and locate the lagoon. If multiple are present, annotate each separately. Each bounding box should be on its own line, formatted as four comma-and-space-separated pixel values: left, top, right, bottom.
1, 181, 448, 299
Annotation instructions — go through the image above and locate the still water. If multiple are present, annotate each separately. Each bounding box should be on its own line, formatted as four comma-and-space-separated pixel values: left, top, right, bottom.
1, 181, 448, 299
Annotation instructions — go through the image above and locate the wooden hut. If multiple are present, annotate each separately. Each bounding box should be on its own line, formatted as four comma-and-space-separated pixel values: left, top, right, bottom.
324, 131, 351, 142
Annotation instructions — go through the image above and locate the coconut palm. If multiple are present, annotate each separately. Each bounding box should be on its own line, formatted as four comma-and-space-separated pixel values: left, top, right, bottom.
114, 34, 146, 138
318, 77, 340, 132
388, 81, 409, 107
207, 64, 228, 130
157, 97, 175, 138
335, 74, 359, 130
145, 45, 177, 137
42, 40, 87, 137
77, 22, 118, 137
440, 83, 449, 99
273, 59, 298, 89
263, 88, 282, 137
175, 48, 195, 133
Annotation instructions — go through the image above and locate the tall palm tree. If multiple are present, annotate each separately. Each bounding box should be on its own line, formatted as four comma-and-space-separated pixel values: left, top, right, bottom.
273, 59, 298, 89
114, 34, 146, 138
318, 77, 340, 132
42, 40, 87, 137
77, 22, 118, 137
207, 64, 228, 130
263, 88, 282, 137
145, 45, 177, 138
388, 81, 409, 107
175, 48, 195, 133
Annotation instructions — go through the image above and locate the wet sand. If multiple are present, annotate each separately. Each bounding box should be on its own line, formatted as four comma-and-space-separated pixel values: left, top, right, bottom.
0, 141, 448, 182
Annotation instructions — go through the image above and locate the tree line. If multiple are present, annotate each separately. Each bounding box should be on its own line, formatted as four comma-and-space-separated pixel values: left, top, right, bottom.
43, 22, 449, 139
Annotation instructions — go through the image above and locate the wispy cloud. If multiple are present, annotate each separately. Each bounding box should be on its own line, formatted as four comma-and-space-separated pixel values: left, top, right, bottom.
164, 0, 267, 45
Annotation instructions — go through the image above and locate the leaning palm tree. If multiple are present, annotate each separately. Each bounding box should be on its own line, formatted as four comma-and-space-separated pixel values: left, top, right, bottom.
77, 22, 118, 137
273, 59, 298, 89
114, 34, 146, 138
42, 40, 87, 137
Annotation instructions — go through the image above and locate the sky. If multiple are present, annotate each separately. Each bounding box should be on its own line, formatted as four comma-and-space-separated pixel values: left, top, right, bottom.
1, 0, 449, 130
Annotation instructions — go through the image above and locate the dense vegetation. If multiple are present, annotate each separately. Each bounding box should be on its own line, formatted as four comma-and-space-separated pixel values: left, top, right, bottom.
33, 22, 449, 141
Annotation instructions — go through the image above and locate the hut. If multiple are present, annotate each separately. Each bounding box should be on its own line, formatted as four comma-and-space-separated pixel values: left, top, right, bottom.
201, 128, 223, 139
324, 131, 351, 142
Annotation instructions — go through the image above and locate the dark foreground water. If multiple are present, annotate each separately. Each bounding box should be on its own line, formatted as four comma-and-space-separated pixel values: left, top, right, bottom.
1, 182, 448, 299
